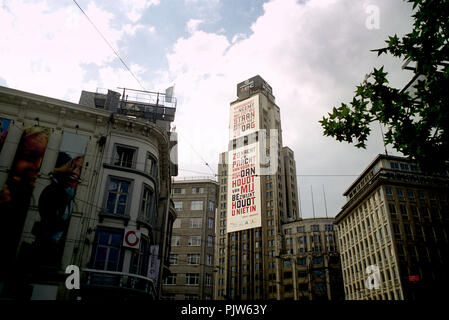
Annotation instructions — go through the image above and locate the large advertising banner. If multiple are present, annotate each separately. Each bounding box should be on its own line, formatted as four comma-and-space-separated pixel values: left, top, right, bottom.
0, 126, 50, 273
0, 117, 12, 154
229, 95, 259, 141
32, 131, 88, 266
227, 143, 261, 233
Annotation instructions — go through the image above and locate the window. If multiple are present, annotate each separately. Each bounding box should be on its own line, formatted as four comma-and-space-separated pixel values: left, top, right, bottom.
173, 201, 183, 211
185, 294, 199, 300
206, 254, 213, 266
283, 260, 292, 268
313, 257, 323, 264
400, 205, 408, 218
191, 200, 203, 210
208, 200, 215, 211
169, 254, 178, 265
297, 258, 306, 265
311, 225, 320, 232
407, 190, 415, 201
325, 224, 334, 231
187, 254, 201, 265
313, 235, 320, 242
208, 218, 214, 229
389, 203, 397, 216
284, 228, 292, 235
173, 188, 186, 194
92, 228, 123, 271
400, 163, 409, 171
171, 236, 180, 246
418, 191, 425, 200
392, 224, 400, 235
284, 272, 292, 279
164, 274, 177, 285
298, 236, 307, 244
113, 145, 136, 168
205, 274, 212, 286
385, 187, 393, 200
396, 189, 405, 200
145, 152, 158, 178
140, 185, 154, 221
390, 162, 399, 169
297, 226, 305, 233
190, 218, 202, 228
192, 187, 204, 194
105, 178, 131, 215
188, 236, 201, 246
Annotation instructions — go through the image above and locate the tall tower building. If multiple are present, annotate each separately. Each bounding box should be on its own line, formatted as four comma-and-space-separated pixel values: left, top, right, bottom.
214, 76, 300, 300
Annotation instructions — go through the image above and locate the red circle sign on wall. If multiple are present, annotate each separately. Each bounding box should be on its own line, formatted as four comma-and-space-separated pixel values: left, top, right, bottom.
125, 230, 140, 247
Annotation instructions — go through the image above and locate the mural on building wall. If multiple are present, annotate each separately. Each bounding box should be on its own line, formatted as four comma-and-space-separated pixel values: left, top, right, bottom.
0, 117, 11, 154
33, 131, 88, 266
0, 126, 50, 266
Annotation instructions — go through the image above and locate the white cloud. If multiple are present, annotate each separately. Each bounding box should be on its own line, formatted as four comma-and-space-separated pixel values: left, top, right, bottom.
123, 23, 145, 36
121, 0, 160, 23
148, 26, 156, 34
0, 0, 125, 102
186, 19, 203, 34
165, 0, 414, 217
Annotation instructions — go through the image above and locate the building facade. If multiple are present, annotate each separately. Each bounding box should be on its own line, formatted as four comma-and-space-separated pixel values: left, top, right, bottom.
279, 218, 344, 300
162, 178, 219, 300
0, 86, 178, 300
214, 76, 301, 300
335, 154, 449, 300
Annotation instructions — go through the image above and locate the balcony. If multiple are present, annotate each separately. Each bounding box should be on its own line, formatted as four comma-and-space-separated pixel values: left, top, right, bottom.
81, 268, 157, 300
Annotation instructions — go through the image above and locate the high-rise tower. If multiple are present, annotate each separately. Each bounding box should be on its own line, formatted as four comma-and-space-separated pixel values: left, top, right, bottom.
214, 76, 300, 300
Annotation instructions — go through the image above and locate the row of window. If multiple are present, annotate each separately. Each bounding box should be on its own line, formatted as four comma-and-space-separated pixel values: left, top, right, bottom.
90, 228, 151, 276
172, 187, 205, 194
172, 217, 214, 229
389, 161, 418, 172
169, 253, 213, 266
284, 224, 334, 234
171, 235, 214, 247
164, 273, 212, 286
112, 144, 158, 178
173, 200, 215, 211
104, 177, 154, 221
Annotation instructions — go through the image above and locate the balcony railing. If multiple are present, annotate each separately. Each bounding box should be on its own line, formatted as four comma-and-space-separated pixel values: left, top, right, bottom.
83, 268, 156, 298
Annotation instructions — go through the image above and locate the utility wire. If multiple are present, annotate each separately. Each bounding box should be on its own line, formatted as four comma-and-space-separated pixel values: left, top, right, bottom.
71, 0, 146, 91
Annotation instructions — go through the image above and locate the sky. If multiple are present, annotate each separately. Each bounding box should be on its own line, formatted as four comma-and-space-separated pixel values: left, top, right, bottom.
0, 0, 416, 218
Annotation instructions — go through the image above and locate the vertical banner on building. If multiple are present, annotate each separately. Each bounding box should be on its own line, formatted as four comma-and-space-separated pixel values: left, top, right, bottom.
0, 117, 12, 154
148, 245, 160, 288
227, 143, 261, 233
33, 131, 88, 266
0, 126, 50, 271
229, 95, 259, 140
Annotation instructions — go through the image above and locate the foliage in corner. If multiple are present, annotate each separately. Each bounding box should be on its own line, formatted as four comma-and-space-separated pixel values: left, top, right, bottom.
319, 0, 449, 173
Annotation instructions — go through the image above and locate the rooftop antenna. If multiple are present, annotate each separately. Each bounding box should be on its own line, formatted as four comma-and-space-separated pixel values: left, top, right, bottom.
322, 184, 328, 218
311, 185, 316, 219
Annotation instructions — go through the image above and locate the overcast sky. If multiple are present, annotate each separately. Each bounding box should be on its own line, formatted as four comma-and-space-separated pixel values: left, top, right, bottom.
0, 0, 416, 218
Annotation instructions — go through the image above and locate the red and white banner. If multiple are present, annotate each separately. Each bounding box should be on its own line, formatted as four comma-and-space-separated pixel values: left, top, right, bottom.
229, 95, 259, 140
227, 143, 261, 233
123, 227, 141, 249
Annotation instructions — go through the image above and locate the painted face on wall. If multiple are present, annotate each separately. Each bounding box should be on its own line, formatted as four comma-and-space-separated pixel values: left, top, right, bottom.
53, 155, 84, 188
11, 129, 49, 188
